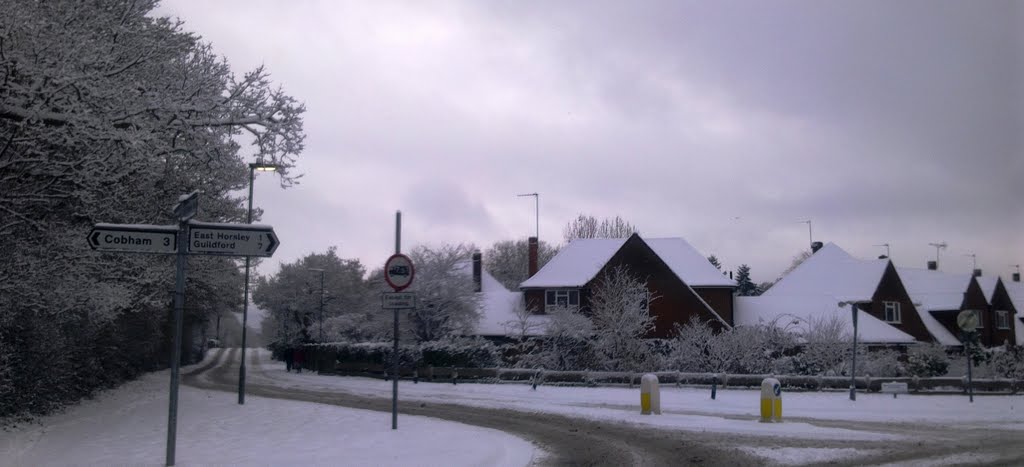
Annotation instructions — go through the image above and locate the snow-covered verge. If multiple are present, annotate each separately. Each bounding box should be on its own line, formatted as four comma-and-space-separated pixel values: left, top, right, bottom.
0, 354, 540, 466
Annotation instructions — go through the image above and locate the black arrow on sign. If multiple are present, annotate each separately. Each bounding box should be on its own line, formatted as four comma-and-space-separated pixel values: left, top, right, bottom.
89, 230, 101, 249
265, 232, 277, 253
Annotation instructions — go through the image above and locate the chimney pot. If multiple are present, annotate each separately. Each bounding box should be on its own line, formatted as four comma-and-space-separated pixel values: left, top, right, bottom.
1013, 272, 1021, 282
973, 269, 982, 278
527, 237, 539, 278
927, 260, 937, 271
472, 252, 482, 293
811, 241, 824, 253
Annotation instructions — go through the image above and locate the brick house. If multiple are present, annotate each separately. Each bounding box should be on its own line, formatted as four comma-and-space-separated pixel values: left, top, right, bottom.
761, 243, 936, 344
977, 275, 1020, 347
897, 267, 995, 347
518, 233, 735, 338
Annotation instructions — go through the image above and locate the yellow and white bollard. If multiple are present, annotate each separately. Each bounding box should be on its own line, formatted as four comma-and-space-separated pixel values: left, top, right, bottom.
640, 373, 661, 415
759, 377, 782, 423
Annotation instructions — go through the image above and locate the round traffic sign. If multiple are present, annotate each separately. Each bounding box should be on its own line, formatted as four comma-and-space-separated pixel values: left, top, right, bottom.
956, 309, 979, 332
384, 254, 414, 291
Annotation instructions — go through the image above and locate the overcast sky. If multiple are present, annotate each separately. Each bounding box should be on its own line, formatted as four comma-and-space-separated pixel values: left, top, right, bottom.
157, 0, 1022, 284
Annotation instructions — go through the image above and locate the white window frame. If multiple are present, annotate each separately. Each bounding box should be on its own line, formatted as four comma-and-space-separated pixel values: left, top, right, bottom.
974, 310, 984, 329
545, 289, 580, 310
883, 301, 901, 324
996, 310, 1010, 330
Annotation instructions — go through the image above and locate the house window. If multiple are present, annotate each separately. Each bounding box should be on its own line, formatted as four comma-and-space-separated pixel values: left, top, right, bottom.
973, 310, 984, 329
883, 301, 901, 323
545, 289, 579, 310
996, 310, 1010, 330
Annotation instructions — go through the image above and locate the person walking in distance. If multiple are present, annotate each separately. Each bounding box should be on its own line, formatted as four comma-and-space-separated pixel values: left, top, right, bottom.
284, 346, 294, 372
293, 347, 304, 373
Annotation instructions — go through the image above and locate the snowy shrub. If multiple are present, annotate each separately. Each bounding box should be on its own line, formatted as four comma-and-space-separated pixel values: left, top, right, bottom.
990, 346, 1024, 379
420, 337, 500, 368
671, 317, 797, 374
858, 348, 904, 377
516, 305, 598, 371
791, 315, 851, 376
670, 317, 716, 372
906, 343, 950, 377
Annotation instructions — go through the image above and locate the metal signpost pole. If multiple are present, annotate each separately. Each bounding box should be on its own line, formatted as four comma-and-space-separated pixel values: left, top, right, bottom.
166, 218, 189, 466
850, 305, 858, 401
966, 333, 974, 403
393, 211, 401, 430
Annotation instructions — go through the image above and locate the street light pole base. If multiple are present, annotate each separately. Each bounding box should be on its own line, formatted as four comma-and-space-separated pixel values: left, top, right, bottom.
849, 385, 856, 401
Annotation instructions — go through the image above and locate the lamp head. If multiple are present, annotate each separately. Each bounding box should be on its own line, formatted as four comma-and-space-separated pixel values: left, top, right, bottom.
249, 162, 278, 171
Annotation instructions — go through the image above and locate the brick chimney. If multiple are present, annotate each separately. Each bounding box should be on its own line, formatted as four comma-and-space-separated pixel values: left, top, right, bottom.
472, 252, 482, 293
927, 261, 937, 271
1013, 272, 1020, 282
811, 241, 823, 253
528, 236, 539, 278
973, 269, 982, 278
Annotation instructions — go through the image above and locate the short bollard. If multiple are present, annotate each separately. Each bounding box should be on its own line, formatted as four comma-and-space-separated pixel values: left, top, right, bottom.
759, 377, 782, 423
640, 373, 661, 415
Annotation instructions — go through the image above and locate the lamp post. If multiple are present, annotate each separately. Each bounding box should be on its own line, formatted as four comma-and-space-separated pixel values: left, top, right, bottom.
239, 162, 277, 405
308, 268, 326, 343
517, 193, 539, 240
839, 299, 871, 401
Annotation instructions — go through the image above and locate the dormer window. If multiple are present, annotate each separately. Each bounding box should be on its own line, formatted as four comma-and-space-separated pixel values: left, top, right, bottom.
545, 289, 579, 311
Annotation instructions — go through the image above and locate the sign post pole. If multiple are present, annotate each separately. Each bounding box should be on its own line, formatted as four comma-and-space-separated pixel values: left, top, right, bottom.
166, 202, 193, 466
392, 211, 401, 430
957, 310, 979, 403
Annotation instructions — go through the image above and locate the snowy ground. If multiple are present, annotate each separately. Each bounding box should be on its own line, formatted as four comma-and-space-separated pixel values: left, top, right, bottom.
4, 348, 1023, 466
0, 352, 539, 467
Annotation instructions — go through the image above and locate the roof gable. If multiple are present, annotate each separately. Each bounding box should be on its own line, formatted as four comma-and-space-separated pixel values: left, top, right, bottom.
762, 243, 888, 301
519, 234, 735, 289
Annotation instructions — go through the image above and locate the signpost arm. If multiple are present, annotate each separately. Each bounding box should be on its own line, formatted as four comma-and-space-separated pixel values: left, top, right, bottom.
166, 219, 189, 466
393, 210, 401, 430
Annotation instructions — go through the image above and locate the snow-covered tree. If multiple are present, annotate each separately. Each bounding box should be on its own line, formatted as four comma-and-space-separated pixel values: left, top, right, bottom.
707, 255, 723, 270
484, 239, 558, 290
254, 247, 366, 345
588, 266, 657, 371
405, 244, 482, 342
735, 264, 758, 296
0, 0, 305, 418
562, 214, 638, 243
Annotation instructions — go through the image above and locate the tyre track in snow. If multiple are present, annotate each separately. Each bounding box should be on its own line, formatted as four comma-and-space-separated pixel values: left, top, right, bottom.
183, 349, 1024, 466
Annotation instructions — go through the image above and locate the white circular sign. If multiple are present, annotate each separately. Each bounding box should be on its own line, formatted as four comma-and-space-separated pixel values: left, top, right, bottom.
956, 309, 979, 332
384, 254, 414, 291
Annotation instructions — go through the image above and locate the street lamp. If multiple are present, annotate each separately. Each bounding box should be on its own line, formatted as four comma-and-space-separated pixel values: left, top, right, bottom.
239, 162, 277, 405
838, 299, 871, 401
308, 268, 326, 343
517, 193, 539, 240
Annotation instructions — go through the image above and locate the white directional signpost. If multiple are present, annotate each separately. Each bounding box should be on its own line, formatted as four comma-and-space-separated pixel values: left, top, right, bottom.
87, 194, 281, 467
188, 221, 279, 257
88, 224, 178, 254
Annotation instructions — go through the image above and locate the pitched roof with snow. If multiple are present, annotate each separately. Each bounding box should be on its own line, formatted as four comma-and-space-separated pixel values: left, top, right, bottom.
762, 243, 888, 302
896, 268, 971, 312
519, 235, 734, 289
734, 295, 916, 344
975, 276, 1000, 303
453, 260, 550, 337
894, 267, 974, 346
